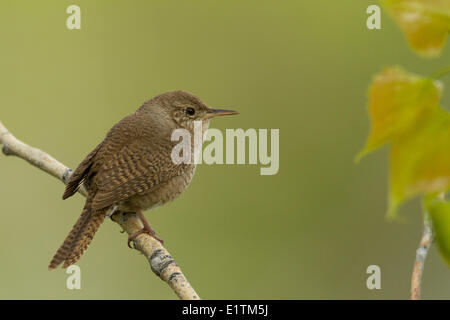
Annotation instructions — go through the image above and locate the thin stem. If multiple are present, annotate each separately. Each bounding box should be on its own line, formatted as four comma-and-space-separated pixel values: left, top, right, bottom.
410, 209, 434, 300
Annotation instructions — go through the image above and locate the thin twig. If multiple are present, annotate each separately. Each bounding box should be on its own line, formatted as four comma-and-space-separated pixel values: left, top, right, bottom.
0, 121, 200, 300
410, 211, 433, 300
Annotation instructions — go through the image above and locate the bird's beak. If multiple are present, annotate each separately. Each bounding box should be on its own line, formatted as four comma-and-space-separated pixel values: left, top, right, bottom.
205, 108, 239, 119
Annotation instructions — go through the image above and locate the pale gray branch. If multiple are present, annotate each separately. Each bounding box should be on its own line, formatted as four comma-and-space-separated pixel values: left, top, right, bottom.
0, 121, 199, 300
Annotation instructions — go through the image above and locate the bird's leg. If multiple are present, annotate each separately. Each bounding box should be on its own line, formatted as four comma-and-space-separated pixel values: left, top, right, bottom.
127, 210, 164, 248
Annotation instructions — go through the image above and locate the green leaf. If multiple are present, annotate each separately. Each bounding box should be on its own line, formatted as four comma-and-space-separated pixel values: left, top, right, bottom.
426, 194, 450, 265
389, 109, 450, 216
356, 67, 442, 161
357, 67, 450, 218
381, 0, 450, 57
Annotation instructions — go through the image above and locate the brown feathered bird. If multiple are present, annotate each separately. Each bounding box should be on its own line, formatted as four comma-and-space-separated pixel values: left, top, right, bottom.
49, 91, 238, 269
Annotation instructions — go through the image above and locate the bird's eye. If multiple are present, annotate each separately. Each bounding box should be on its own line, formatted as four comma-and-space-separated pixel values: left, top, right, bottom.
186, 107, 195, 116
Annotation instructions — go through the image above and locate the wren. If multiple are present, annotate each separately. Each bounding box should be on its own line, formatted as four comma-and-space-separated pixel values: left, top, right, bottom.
49, 91, 238, 269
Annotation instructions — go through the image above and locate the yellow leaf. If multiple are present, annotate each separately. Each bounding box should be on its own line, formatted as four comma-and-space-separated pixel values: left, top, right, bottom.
357, 67, 450, 218
356, 67, 442, 161
382, 0, 450, 57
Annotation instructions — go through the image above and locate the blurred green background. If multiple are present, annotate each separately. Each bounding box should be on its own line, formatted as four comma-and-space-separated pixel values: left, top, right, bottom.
0, 0, 449, 299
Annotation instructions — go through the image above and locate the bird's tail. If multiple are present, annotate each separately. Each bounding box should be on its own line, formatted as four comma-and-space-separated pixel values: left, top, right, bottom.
48, 198, 106, 270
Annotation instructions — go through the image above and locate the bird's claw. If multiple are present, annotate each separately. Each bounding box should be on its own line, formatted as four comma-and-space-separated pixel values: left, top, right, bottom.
127, 228, 164, 249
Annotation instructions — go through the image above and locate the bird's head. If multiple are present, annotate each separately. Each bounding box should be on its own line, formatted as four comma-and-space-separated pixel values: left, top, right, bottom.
140, 91, 238, 133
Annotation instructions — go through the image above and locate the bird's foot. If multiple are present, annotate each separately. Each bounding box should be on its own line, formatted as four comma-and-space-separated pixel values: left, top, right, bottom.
127, 210, 165, 248
127, 227, 164, 248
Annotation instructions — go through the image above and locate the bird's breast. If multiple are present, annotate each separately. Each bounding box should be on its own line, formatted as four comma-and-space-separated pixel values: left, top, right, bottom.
118, 163, 197, 212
